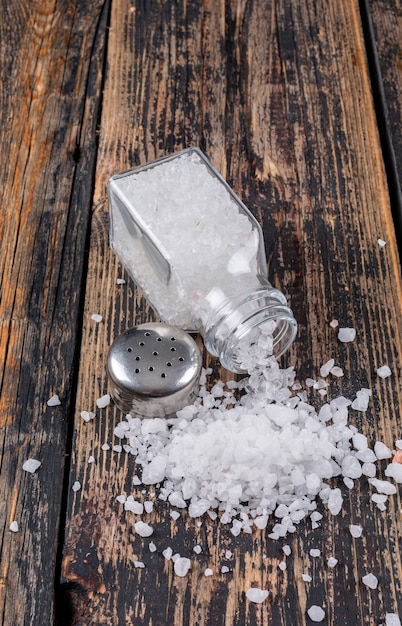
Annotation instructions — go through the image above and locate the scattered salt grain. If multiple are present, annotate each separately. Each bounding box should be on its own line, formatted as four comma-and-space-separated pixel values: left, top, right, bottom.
9, 521, 18, 533
22, 459, 41, 474
330, 366, 344, 377
369, 478, 397, 495
204, 568, 213, 576
338, 327, 356, 343
174, 557, 191, 577
88, 456, 95, 464
125, 498, 144, 514
320, 359, 335, 378
362, 573, 378, 589
327, 557, 338, 568
134, 561, 145, 568
396, 441, 402, 450
282, 545, 291, 556
374, 442, 393, 460
385, 463, 402, 483
377, 366, 392, 379
329, 319, 339, 328
302, 573, 312, 582
378, 239, 387, 247
149, 541, 157, 552
279, 562, 287, 571
225, 550, 233, 559
133, 476, 142, 486
310, 549, 321, 558
144, 501, 154, 514
245, 588, 269, 603
193, 545, 202, 554
91, 313, 103, 323
81, 410, 95, 422
47, 394, 61, 407
96, 394, 111, 408
116, 278, 126, 285
343, 477, 354, 489
349, 524, 363, 538
170, 511, 180, 521
371, 493, 388, 510
116, 495, 126, 504
72, 481, 81, 492
101, 443, 110, 451
386, 614, 401, 626
307, 606, 326, 622
163, 547, 173, 560
134, 521, 153, 537
221, 566, 230, 574
351, 389, 372, 412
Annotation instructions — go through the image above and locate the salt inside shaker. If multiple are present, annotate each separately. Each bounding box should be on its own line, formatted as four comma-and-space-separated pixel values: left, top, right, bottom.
108, 147, 297, 373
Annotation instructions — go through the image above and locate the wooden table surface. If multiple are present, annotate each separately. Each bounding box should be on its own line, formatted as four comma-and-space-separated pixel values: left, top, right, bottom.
1, 1, 402, 624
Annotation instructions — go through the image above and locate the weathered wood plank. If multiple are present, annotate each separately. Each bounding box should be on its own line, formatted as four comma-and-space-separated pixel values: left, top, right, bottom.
364, 0, 402, 244
0, 1, 109, 624
62, 0, 402, 624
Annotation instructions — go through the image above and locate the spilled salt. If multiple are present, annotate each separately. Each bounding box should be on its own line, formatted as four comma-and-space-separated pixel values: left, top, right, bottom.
245, 588, 269, 603
23, 459, 41, 474
307, 606, 325, 622
47, 394, 61, 407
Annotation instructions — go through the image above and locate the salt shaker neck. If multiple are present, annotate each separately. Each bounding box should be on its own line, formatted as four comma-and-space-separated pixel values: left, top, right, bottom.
201, 282, 297, 373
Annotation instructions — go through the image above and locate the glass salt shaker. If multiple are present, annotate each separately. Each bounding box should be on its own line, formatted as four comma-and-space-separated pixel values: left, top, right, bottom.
107, 147, 297, 373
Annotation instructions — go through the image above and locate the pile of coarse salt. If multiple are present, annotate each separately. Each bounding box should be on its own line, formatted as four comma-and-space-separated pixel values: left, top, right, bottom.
113, 329, 401, 540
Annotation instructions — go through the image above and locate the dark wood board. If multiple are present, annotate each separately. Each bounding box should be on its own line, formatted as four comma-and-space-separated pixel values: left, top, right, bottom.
365, 0, 402, 244
60, 1, 402, 625
0, 1, 109, 624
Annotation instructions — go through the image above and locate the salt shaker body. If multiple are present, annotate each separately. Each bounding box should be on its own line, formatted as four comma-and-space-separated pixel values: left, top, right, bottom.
108, 147, 297, 372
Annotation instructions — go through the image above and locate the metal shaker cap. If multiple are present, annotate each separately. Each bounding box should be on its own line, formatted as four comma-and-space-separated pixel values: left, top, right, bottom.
107, 323, 202, 418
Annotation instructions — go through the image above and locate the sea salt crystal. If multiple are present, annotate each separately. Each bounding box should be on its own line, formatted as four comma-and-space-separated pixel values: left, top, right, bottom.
81, 410, 95, 422
328, 488, 343, 515
386, 614, 401, 626
362, 573, 378, 589
193, 545, 202, 554
204, 568, 213, 576
374, 442, 393, 460
385, 463, 402, 483
349, 524, 363, 538
133, 476, 142, 486
170, 511, 180, 521
351, 389, 371, 412
96, 394, 111, 408
310, 549, 321, 558
149, 541, 157, 552
134, 521, 153, 537
47, 394, 61, 407
377, 365, 392, 379
327, 557, 338, 568
378, 239, 387, 247
134, 561, 145, 568
279, 562, 287, 571
320, 359, 335, 378
22, 459, 41, 474
283, 545, 291, 556
116, 278, 126, 284
101, 443, 110, 451
72, 481, 81, 492
338, 327, 356, 342
174, 557, 191, 577
369, 478, 396, 495
225, 550, 233, 559
91, 313, 103, 323
307, 606, 326, 622
88, 456, 95, 464
163, 547, 173, 560
9, 521, 18, 532
302, 573, 312, 582
343, 477, 354, 489
221, 566, 230, 574
144, 501, 154, 513
116, 495, 126, 504
329, 319, 339, 328
330, 366, 344, 377
245, 588, 269, 603
125, 499, 144, 514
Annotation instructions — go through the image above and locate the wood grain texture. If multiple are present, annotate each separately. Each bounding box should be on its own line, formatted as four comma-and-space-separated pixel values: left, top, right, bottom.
60, 0, 402, 624
365, 0, 402, 239
0, 1, 108, 624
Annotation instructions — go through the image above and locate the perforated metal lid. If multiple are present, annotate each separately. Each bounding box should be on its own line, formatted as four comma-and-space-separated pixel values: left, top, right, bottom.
107, 323, 202, 418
